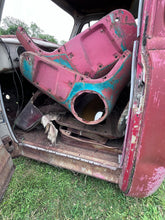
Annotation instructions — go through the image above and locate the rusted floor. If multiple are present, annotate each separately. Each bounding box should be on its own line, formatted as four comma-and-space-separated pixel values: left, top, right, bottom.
15, 127, 122, 169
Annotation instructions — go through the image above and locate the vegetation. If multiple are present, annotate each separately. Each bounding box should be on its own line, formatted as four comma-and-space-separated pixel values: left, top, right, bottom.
0, 157, 165, 219
0, 17, 59, 44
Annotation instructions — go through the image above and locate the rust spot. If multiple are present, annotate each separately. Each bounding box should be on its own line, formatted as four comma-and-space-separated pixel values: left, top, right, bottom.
68, 81, 73, 87
69, 53, 74, 58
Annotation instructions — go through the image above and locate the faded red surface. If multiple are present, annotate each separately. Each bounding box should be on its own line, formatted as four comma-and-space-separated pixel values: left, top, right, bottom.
17, 9, 136, 125
120, 0, 165, 197
16, 9, 136, 79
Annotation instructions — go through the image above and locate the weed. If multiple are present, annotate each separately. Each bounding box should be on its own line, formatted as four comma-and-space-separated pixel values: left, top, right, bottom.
0, 157, 165, 220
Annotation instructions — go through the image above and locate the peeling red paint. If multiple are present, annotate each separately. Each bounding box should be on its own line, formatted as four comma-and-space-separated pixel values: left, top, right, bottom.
120, 0, 165, 197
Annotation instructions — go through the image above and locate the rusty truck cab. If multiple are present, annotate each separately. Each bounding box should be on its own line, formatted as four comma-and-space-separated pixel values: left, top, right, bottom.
0, 0, 165, 199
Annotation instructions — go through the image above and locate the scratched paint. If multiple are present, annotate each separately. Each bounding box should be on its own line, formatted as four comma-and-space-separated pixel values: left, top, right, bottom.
17, 9, 136, 80
109, 12, 127, 52
45, 54, 75, 70
119, 0, 165, 198
62, 61, 129, 111
20, 50, 131, 125
63, 55, 130, 107
18, 8, 136, 125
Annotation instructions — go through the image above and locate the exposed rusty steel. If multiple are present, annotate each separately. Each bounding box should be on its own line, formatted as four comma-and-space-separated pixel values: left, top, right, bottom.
17, 9, 136, 125
60, 126, 122, 154
45, 106, 126, 139
13, 122, 122, 183
37, 98, 128, 140
0, 140, 15, 201
67, 127, 108, 144
17, 140, 121, 183
1, 136, 14, 153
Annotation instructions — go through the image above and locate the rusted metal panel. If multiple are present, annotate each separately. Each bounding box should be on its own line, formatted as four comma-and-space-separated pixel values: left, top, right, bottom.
19, 142, 121, 184
0, 139, 15, 201
14, 126, 122, 184
59, 127, 122, 154
15, 91, 43, 131
67, 127, 108, 144
119, 0, 165, 197
41, 97, 129, 139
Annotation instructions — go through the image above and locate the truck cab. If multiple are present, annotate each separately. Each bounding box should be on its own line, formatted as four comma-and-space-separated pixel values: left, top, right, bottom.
0, 0, 165, 199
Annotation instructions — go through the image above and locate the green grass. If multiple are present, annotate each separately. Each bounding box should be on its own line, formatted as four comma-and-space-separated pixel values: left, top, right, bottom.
0, 157, 165, 220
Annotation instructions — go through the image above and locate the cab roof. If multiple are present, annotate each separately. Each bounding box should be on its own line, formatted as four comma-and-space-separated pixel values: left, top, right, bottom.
51, 0, 138, 18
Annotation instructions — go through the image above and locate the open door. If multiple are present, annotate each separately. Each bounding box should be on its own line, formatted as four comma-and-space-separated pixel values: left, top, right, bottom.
119, 0, 165, 197
0, 138, 14, 201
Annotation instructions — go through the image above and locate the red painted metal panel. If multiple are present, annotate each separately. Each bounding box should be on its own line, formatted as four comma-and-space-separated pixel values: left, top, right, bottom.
120, 0, 165, 197
18, 9, 136, 125
20, 50, 131, 125
16, 9, 137, 79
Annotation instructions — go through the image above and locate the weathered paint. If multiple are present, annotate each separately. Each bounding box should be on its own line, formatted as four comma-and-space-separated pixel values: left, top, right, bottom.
16, 9, 136, 79
62, 56, 130, 110
1, 0, 165, 199
120, 0, 165, 197
45, 54, 75, 71
22, 59, 33, 81
109, 11, 130, 52
20, 50, 131, 125
53, 58, 74, 70
18, 9, 136, 125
